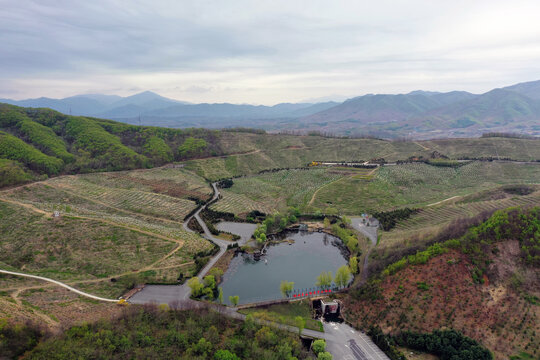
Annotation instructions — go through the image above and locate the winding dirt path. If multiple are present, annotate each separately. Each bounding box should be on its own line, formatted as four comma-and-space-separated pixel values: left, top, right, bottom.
427, 195, 462, 207
0, 269, 118, 302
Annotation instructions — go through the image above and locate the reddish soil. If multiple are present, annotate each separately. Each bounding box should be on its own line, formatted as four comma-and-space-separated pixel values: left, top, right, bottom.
343, 241, 540, 360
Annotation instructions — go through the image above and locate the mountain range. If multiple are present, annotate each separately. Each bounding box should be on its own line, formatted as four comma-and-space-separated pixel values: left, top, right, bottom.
2, 80, 540, 139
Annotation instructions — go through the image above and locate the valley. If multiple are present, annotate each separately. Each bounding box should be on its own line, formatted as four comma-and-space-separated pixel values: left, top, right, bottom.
0, 106, 539, 359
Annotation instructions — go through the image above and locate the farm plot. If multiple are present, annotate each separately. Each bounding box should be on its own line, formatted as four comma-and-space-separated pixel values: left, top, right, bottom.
211, 168, 345, 215
1, 182, 213, 260
0, 200, 175, 282
72, 167, 212, 201
47, 176, 197, 220
210, 191, 277, 215
311, 161, 540, 214
380, 189, 540, 246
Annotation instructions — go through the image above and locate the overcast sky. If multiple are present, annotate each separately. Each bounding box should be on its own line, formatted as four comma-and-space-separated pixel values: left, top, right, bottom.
1, 0, 540, 104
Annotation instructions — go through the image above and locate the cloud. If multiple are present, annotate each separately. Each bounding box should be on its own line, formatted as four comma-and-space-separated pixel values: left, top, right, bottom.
1, 0, 540, 104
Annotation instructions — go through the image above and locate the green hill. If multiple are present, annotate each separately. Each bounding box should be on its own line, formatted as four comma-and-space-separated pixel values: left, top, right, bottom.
1, 103, 539, 188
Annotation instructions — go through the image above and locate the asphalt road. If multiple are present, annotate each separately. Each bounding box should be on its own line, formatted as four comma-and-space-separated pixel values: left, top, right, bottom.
324, 322, 390, 360
131, 182, 229, 303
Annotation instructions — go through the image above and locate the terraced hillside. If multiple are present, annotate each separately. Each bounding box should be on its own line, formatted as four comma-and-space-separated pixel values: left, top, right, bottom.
0, 167, 215, 326
210, 167, 350, 215
310, 162, 540, 214
378, 186, 540, 251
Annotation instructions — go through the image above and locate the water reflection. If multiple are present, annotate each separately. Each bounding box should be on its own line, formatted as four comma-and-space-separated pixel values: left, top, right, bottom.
220, 230, 347, 305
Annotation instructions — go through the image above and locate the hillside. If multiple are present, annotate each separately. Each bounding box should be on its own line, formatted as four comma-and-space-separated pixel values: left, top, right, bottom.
344, 207, 540, 360
1, 103, 540, 189
0, 104, 226, 187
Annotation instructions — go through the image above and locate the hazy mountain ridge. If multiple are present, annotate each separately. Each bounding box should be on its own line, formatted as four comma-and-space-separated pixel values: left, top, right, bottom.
2, 80, 540, 138
296, 80, 540, 138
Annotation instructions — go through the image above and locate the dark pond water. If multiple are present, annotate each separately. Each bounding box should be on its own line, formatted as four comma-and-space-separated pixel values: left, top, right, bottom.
220, 230, 347, 305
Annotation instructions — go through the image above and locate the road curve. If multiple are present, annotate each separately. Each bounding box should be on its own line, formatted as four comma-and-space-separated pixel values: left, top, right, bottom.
0, 269, 118, 303
131, 181, 229, 303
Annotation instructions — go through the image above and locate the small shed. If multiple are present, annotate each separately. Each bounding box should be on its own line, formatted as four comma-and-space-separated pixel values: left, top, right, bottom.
321, 299, 339, 314
53, 211, 60, 218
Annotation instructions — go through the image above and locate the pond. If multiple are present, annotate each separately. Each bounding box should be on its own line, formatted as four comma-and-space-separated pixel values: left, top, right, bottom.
220, 230, 348, 305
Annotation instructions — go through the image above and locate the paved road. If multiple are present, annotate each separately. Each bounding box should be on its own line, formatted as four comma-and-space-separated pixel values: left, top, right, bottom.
350, 217, 377, 246
350, 217, 379, 282
0, 269, 118, 302
131, 181, 230, 303
324, 322, 390, 360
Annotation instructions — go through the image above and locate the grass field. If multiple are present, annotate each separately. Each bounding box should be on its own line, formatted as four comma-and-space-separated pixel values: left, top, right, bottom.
239, 300, 324, 332
186, 136, 429, 181
210, 168, 348, 215
310, 162, 540, 214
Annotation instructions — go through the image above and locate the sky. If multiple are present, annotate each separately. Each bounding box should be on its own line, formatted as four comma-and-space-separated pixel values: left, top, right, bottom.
1, 0, 540, 105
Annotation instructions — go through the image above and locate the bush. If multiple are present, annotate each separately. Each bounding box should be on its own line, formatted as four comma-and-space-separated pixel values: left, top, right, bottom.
373, 208, 420, 231
178, 137, 207, 158
65, 116, 147, 171
0, 319, 46, 359
0, 159, 32, 187
394, 329, 492, 360
24, 306, 308, 359
312, 339, 326, 354
142, 135, 173, 164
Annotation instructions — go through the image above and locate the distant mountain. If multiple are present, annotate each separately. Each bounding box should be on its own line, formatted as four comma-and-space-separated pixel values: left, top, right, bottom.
414, 89, 540, 129
503, 80, 540, 100
295, 82, 540, 138
300, 93, 442, 124
0, 91, 335, 125
0, 91, 187, 117
147, 102, 336, 119
2, 79, 540, 138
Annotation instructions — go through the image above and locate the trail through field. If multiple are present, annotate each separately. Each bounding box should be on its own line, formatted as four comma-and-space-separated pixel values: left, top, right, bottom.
0, 196, 51, 217
0, 296, 59, 328
415, 141, 430, 151
308, 167, 377, 206
0, 197, 185, 246
427, 195, 462, 207
0, 269, 117, 302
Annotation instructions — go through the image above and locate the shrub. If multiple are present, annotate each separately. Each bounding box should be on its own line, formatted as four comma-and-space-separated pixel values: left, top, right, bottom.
394, 329, 492, 360
312, 339, 326, 354
0, 159, 32, 187
373, 208, 420, 231
142, 135, 173, 164
178, 137, 207, 158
